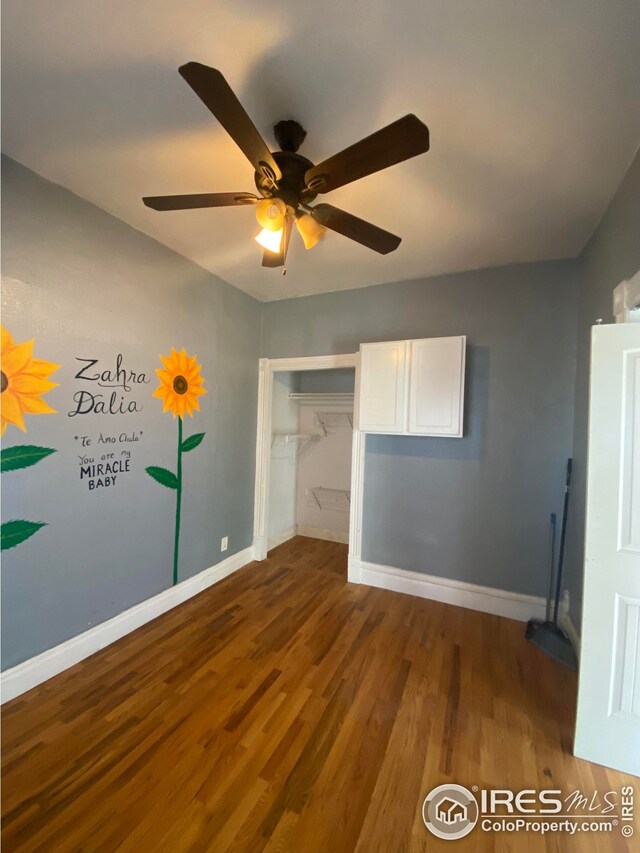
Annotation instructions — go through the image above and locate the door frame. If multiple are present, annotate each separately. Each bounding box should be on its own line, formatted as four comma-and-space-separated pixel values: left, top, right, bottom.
252, 352, 364, 582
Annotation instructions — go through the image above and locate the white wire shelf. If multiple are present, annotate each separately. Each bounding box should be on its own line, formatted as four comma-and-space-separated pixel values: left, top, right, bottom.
314, 411, 353, 435
271, 433, 320, 457
307, 486, 351, 512
289, 392, 354, 407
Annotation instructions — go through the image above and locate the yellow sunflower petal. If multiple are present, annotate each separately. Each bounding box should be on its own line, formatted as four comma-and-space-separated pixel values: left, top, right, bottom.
187, 363, 203, 380
155, 369, 173, 386
10, 375, 59, 395
153, 385, 168, 399
160, 351, 178, 372
162, 395, 177, 416
1, 326, 15, 351
2, 339, 35, 375
1, 390, 27, 432
187, 355, 201, 377
24, 358, 60, 379
20, 396, 57, 415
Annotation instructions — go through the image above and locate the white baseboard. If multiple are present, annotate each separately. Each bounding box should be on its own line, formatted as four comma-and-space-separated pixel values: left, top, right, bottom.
347, 554, 361, 584
267, 525, 349, 549
355, 558, 546, 622
268, 525, 298, 550
297, 525, 349, 545
1, 545, 256, 704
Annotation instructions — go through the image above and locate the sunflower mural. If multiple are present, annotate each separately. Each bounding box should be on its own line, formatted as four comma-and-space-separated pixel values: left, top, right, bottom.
1, 326, 59, 551
147, 348, 207, 585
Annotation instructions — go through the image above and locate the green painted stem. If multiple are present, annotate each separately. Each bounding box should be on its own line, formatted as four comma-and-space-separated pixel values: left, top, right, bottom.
173, 416, 183, 586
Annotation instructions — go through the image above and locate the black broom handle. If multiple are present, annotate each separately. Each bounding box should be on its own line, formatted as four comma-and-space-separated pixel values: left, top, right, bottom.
552, 458, 572, 626
546, 513, 557, 622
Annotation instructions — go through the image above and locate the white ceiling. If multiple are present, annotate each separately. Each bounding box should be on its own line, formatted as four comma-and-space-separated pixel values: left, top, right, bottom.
2, 1, 639, 302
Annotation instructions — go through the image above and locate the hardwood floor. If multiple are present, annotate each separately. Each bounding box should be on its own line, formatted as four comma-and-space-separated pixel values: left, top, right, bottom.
2, 536, 636, 852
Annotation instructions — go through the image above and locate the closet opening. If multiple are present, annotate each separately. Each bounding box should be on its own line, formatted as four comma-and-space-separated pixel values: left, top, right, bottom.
268, 367, 355, 576
253, 353, 362, 582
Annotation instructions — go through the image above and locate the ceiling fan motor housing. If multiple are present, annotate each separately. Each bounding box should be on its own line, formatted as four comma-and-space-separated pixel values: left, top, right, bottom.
254, 120, 318, 208
273, 120, 307, 153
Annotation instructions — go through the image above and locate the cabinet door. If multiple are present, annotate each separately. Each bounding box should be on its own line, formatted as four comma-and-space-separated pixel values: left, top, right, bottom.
359, 340, 407, 433
408, 336, 465, 436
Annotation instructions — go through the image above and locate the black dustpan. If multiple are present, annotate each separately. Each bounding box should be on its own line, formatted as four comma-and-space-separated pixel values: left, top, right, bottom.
526, 619, 577, 670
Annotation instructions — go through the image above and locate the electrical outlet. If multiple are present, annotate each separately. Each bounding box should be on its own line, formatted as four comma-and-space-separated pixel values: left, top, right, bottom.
221, 536, 228, 552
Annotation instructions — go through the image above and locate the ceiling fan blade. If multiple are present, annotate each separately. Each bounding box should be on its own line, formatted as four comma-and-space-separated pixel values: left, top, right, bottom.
312, 204, 401, 254
262, 213, 293, 268
143, 192, 258, 211
179, 62, 281, 185
305, 114, 429, 194
261, 249, 281, 268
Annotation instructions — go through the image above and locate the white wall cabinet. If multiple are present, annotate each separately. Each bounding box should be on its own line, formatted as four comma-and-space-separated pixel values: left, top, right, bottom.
358, 340, 407, 433
359, 336, 465, 436
408, 337, 465, 435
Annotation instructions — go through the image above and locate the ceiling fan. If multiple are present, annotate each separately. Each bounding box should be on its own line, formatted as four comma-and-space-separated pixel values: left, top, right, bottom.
143, 62, 430, 269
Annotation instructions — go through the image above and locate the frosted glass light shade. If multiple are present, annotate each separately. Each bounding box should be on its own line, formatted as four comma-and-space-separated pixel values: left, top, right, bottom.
255, 227, 283, 253
296, 213, 327, 249
255, 198, 286, 231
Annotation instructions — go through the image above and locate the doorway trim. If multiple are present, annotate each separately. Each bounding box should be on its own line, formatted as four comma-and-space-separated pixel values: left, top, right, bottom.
253, 353, 363, 582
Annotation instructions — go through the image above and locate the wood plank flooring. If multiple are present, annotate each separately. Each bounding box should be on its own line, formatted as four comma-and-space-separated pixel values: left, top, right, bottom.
2, 536, 636, 852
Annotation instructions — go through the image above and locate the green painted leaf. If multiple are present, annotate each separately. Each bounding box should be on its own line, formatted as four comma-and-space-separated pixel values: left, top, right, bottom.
181, 432, 205, 453
1, 445, 57, 472
1, 520, 47, 551
145, 466, 178, 489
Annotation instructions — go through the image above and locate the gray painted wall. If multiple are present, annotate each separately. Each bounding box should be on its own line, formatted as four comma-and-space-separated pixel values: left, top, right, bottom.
564, 150, 640, 626
296, 368, 355, 394
262, 262, 579, 597
1, 156, 261, 670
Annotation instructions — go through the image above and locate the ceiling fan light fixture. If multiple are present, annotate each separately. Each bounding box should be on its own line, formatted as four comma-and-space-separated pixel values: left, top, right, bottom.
255, 197, 286, 231
296, 213, 327, 250
144, 64, 430, 269
255, 226, 283, 254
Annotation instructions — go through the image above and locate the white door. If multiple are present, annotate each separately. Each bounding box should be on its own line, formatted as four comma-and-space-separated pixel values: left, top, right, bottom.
358, 341, 407, 433
408, 336, 465, 436
574, 323, 640, 776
